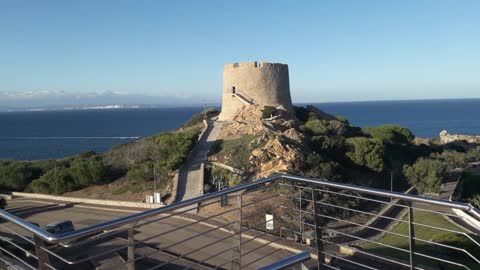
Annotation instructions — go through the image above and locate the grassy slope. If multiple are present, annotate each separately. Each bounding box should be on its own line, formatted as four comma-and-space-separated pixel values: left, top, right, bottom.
361, 210, 479, 269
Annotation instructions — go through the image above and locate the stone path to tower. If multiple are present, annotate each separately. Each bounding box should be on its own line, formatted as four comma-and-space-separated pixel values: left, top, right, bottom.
176, 117, 222, 211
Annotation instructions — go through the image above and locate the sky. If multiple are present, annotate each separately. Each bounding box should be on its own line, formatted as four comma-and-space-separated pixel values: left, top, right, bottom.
0, 0, 479, 107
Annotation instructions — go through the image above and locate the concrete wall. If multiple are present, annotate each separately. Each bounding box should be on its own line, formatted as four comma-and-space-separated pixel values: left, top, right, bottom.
11, 192, 163, 209
219, 61, 293, 121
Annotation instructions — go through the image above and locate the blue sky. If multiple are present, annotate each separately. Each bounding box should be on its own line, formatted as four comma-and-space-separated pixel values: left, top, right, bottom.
0, 0, 479, 105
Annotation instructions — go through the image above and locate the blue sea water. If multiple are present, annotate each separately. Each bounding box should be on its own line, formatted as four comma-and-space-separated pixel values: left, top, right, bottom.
0, 99, 479, 160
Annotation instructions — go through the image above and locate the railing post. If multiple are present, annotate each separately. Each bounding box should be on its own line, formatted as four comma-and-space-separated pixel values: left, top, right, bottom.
0, 251, 7, 269
127, 225, 136, 270
231, 193, 242, 270
311, 188, 325, 269
407, 201, 416, 270
33, 235, 51, 270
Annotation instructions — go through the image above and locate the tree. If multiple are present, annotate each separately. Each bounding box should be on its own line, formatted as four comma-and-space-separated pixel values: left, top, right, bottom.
466, 147, 480, 162
346, 137, 385, 172
0, 162, 42, 191
310, 136, 346, 161
364, 125, 414, 145
403, 158, 450, 194
302, 119, 330, 135
306, 153, 342, 181
430, 151, 468, 168
70, 156, 106, 187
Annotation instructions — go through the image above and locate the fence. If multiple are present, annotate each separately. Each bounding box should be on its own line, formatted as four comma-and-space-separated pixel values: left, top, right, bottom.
0, 174, 479, 270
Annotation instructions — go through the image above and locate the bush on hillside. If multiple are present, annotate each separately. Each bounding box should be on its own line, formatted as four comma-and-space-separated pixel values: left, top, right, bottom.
309, 136, 346, 161
466, 146, 480, 162
105, 130, 199, 172
430, 150, 468, 168
261, 106, 277, 119
403, 158, 451, 194
302, 119, 330, 135
468, 194, 480, 208
0, 161, 43, 191
293, 106, 310, 123
28, 155, 108, 194
364, 125, 414, 144
346, 137, 385, 172
211, 134, 268, 172
305, 153, 342, 180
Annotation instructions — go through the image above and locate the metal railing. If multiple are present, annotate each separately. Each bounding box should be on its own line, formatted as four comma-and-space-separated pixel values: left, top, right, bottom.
0, 174, 479, 270
232, 90, 254, 105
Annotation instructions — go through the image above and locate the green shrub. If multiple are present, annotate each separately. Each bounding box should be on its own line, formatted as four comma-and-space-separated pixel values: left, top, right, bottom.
127, 162, 154, 182
346, 137, 385, 172
214, 135, 260, 171
430, 150, 468, 167
305, 153, 342, 180
364, 125, 414, 144
0, 162, 42, 191
310, 136, 346, 161
293, 106, 309, 122
302, 119, 330, 135
403, 158, 450, 194
335, 116, 349, 125
261, 106, 277, 119
468, 194, 480, 208
28, 155, 109, 194
211, 167, 242, 188
430, 233, 479, 260
466, 146, 480, 162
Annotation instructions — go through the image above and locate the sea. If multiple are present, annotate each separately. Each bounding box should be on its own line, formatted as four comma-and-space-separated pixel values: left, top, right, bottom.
1, 99, 479, 160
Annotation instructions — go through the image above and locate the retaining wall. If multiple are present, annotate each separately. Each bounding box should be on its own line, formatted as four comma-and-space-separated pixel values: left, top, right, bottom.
10, 192, 163, 209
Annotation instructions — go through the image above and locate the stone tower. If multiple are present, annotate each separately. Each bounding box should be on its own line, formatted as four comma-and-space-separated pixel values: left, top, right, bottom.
218, 61, 293, 121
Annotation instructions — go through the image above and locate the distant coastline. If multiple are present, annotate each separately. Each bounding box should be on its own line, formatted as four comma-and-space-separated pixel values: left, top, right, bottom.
2, 97, 480, 113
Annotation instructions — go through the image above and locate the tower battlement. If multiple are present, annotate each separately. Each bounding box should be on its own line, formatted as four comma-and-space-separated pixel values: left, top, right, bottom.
224, 62, 288, 69
219, 61, 293, 121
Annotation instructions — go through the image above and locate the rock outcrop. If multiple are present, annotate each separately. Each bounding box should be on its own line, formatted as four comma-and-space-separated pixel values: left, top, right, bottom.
440, 130, 480, 144
214, 104, 304, 179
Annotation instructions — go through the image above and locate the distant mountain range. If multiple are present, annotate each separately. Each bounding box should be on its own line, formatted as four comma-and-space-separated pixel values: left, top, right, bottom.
0, 90, 220, 111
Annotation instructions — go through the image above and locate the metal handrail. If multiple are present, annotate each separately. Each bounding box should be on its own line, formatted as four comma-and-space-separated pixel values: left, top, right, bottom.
256, 251, 311, 270
1, 174, 479, 244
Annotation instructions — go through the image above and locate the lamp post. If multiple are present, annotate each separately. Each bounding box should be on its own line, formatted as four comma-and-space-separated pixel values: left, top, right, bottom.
153, 163, 157, 198
390, 172, 394, 202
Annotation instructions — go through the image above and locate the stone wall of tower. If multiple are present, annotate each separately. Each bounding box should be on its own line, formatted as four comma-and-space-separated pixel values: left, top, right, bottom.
218, 61, 293, 121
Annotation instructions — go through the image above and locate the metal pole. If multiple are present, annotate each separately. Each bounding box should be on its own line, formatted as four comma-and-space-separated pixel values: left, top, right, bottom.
231, 193, 242, 270
299, 188, 303, 238
407, 202, 416, 270
34, 235, 51, 270
311, 188, 326, 269
153, 163, 156, 196
55, 165, 58, 195
127, 225, 136, 270
390, 172, 393, 202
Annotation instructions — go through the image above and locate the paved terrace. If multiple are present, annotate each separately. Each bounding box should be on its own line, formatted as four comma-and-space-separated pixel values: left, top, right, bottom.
1, 197, 307, 269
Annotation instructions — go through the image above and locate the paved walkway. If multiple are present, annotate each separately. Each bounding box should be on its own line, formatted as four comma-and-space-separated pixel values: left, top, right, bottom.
177, 118, 222, 203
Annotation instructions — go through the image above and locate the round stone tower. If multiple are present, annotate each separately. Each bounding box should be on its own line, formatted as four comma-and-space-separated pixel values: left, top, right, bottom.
218, 61, 293, 121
